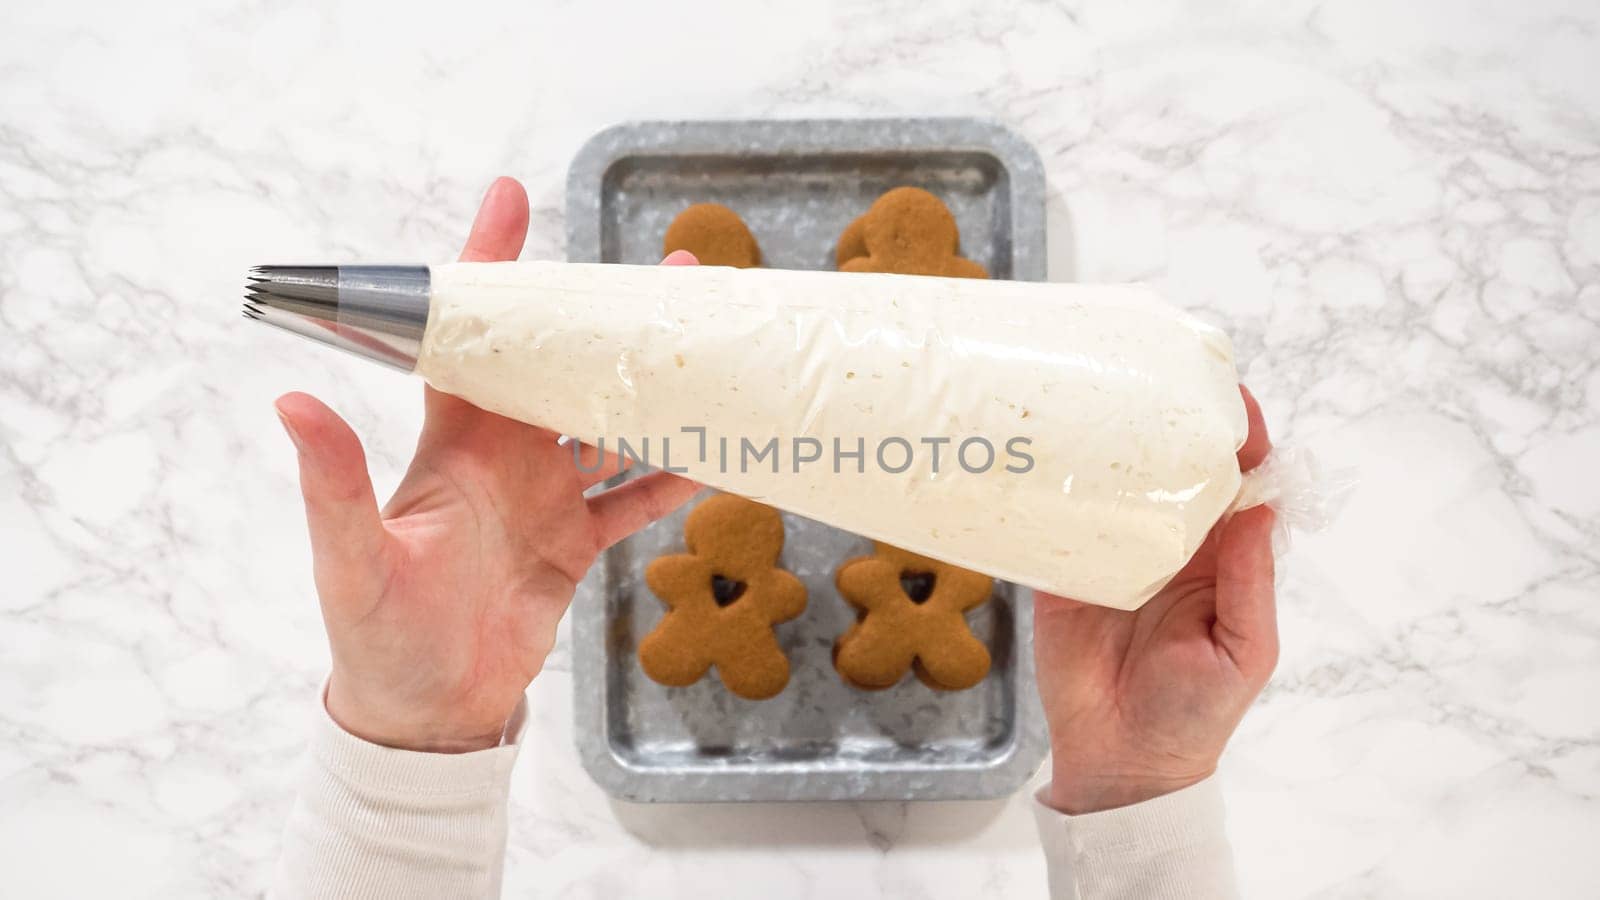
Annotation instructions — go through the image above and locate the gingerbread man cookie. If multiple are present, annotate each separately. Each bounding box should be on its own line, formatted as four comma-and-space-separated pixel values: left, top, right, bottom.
834, 213, 868, 268
833, 542, 994, 691
638, 494, 806, 699
835, 187, 987, 279
662, 203, 762, 268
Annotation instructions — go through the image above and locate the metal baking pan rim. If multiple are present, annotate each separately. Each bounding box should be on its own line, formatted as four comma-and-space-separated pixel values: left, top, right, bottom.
564, 116, 1048, 281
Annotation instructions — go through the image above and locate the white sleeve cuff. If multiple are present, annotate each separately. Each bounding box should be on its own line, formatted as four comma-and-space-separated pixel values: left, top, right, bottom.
269, 690, 527, 900
307, 693, 528, 796
1032, 775, 1239, 900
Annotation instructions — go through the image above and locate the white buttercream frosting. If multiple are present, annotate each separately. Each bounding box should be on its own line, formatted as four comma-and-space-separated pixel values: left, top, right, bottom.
417, 261, 1247, 610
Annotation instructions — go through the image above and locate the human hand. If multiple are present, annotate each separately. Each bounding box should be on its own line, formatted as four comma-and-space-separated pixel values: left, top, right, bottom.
275, 177, 703, 752
1034, 387, 1276, 813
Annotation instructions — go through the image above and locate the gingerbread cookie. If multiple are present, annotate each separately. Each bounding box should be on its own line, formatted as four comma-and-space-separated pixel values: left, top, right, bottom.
833, 542, 994, 691
836, 187, 987, 279
662, 203, 762, 268
638, 494, 806, 699
835, 214, 867, 268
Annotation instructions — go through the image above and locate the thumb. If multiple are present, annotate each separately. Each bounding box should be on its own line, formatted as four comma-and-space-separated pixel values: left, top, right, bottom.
1211, 505, 1279, 679
275, 392, 387, 617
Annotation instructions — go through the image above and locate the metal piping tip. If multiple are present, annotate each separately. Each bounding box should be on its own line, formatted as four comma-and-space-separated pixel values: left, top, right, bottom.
241, 265, 430, 372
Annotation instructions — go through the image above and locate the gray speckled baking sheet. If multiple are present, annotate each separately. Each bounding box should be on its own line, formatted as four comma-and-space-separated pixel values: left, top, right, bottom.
566, 118, 1049, 802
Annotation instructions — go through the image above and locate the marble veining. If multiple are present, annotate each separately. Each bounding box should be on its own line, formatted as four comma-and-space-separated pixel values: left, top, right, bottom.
1, 0, 1596, 897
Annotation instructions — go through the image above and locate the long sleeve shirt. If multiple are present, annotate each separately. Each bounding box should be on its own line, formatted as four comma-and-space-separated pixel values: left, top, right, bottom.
271, 697, 1237, 899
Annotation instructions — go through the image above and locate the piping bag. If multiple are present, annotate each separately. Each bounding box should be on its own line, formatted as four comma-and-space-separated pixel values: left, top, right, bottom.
245, 261, 1265, 611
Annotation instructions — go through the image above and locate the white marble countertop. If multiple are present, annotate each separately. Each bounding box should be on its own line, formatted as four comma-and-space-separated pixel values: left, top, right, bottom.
3, 0, 1597, 896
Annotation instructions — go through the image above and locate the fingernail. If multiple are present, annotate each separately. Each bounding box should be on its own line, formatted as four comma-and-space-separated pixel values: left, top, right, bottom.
275, 406, 305, 451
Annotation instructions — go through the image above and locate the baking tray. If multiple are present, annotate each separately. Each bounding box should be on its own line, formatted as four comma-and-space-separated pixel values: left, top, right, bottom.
565, 118, 1049, 802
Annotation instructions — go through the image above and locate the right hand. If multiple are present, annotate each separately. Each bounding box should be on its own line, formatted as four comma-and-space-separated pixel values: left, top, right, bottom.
275, 176, 703, 753
1033, 387, 1277, 813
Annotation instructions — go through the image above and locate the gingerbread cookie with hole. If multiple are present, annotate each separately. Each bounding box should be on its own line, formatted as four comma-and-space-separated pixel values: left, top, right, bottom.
835, 187, 987, 279
833, 542, 995, 691
638, 493, 806, 699
662, 203, 762, 268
